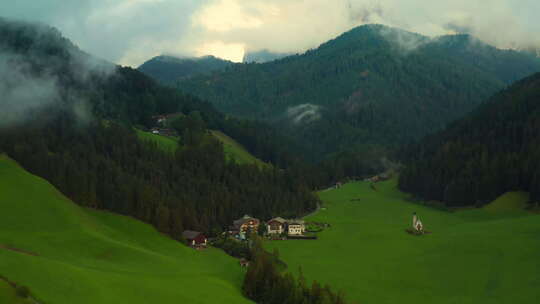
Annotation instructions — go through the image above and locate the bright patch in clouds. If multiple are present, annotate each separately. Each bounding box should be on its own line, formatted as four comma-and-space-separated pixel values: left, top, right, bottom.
196, 41, 245, 62
193, 0, 266, 32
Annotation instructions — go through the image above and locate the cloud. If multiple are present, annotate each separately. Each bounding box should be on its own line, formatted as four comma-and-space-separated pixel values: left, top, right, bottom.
0, 0, 539, 66
0, 19, 115, 128
287, 104, 322, 125
0, 52, 60, 127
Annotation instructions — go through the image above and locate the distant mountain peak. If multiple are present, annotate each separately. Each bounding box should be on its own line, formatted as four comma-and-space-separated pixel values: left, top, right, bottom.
138, 54, 234, 84
243, 49, 293, 63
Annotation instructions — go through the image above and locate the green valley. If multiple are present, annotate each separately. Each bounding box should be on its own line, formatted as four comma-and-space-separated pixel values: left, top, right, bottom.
0, 155, 250, 304
266, 179, 540, 304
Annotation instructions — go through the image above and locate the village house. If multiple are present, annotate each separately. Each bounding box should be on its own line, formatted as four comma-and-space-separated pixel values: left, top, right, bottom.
266, 217, 306, 236
267, 217, 287, 235
182, 230, 207, 248
287, 220, 306, 236
232, 215, 260, 238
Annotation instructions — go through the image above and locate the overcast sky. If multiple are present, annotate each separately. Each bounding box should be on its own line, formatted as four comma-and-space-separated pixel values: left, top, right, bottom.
1, 0, 539, 67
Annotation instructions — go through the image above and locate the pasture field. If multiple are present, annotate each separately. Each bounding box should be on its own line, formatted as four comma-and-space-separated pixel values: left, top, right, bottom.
266, 179, 540, 304
135, 128, 179, 152
0, 279, 32, 304
211, 130, 267, 167
0, 155, 250, 304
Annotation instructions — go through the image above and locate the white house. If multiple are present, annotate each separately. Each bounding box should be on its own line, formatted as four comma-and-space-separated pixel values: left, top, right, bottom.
287, 220, 305, 236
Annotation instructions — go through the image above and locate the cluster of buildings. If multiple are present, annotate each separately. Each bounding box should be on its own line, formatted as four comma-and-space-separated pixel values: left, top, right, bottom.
150, 113, 182, 137
182, 214, 308, 249
266, 217, 306, 236
227, 214, 307, 240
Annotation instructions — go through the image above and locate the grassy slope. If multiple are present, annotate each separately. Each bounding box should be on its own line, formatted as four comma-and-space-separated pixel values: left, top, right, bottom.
135, 129, 266, 168
483, 192, 530, 212
136, 129, 179, 153
0, 280, 32, 304
0, 155, 250, 304
211, 130, 267, 167
266, 179, 540, 304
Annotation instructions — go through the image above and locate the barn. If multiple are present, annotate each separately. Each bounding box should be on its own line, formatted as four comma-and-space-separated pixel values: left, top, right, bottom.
182, 230, 207, 248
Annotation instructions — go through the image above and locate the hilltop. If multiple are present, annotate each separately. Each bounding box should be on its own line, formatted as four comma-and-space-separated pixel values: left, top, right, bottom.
138, 55, 233, 85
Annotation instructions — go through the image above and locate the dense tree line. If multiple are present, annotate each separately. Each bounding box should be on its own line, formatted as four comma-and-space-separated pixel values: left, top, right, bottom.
399, 72, 540, 207
173, 24, 540, 163
243, 239, 347, 304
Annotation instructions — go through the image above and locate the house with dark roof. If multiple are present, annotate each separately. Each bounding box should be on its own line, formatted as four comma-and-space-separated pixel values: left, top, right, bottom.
233, 215, 260, 234
267, 217, 287, 234
182, 230, 207, 248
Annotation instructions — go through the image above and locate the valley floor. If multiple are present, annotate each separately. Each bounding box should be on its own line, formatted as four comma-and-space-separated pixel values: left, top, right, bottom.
266, 179, 540, 304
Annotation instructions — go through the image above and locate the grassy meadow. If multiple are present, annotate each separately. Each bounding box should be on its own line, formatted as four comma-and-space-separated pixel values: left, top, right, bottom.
211, 130, 267, 167
135, 129, 179, 153
266, 180, 540, 304
0, 155, 250, 304
0, 280, 32, 304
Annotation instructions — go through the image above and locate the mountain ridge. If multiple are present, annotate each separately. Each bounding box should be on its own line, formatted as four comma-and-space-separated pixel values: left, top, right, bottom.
166, 24, 540, 162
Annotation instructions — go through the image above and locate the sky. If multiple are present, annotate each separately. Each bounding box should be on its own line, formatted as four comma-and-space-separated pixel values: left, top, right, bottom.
1, 0, 539, 67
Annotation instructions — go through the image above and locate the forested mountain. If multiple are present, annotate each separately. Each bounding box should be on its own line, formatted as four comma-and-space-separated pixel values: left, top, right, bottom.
0, 18, 318, 236
243, 49, 292, 63
138, 55, 233, 85
399, 72, 540, 207
171, 24, 540, 162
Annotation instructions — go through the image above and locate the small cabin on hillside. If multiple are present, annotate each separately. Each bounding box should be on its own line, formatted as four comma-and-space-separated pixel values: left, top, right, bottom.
182, 230, 207, 248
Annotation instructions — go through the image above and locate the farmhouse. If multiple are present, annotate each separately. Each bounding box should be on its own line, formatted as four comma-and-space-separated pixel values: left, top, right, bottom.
267, 217, 287, 234
233, 215, 260, 234
182, 230, 207, 248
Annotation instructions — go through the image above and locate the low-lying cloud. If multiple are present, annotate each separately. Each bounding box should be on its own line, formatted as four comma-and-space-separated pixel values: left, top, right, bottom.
0, 19, 117, 128
0, 0, 539, 66
287, 104, 322, 125
0, 53, 60, 127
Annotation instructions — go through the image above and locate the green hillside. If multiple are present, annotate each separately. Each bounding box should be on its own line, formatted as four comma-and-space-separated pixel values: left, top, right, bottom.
0, 279, 32, 304
266, 179, 540, 304
136, 129, 179, 153
483, 192, 530, 212
0, 155, 250, 304
399, 72, 540, 207
211, 130, 267, 167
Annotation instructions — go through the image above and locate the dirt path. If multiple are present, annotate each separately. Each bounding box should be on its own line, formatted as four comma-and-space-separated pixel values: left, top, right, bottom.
0, 244, 39, 256
302, 203, 321, 219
